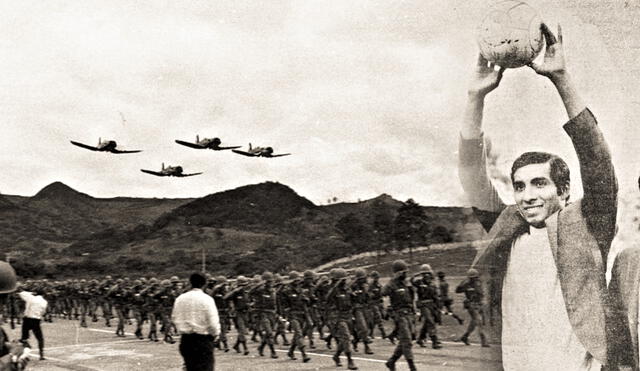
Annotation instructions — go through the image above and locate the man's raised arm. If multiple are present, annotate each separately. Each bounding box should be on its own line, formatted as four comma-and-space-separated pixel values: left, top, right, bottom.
458, 55, 507, 221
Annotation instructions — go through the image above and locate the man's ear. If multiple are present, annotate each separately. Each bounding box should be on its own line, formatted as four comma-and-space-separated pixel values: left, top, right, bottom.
560, 185, 570, 204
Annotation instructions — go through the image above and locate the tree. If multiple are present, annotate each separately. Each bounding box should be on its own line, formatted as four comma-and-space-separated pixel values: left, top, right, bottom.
393, 198, 431, 263
371, 200, 395, 265
335, 213, 372, 253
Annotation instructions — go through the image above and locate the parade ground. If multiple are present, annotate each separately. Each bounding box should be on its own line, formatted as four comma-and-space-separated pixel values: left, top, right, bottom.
9, 318, 500, 371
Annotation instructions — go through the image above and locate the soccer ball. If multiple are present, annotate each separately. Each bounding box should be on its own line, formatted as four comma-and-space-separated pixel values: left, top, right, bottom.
477, 1, 544, 68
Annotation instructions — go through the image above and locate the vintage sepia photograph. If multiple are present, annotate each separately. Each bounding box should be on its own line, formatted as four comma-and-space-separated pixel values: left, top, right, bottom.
0, 0, 639, 370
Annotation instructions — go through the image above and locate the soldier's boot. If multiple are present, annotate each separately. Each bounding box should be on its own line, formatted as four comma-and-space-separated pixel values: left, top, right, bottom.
352, 339, 359, 352
332, 351, 342, 367
300, 346, 310, 363
431, 335, 442, 349
287, 344, 297, 360
164, 334, 175, 344
222, 339, 229, 352
251, 332, 258, 343
258, 341, 265, 357
105, 318, 111, 327
416, 338, 427, 348
92, 314, 98, 322
135, 329, 143, 340
346, 352, 358, 370
309, 338, 315, 349
406, 359, 418, 371
281, 334, 290, 346
80, 320, 87, 328
233, 340, 241, 353
325, 335, 332, 350
480, 334, 490, 348
364, 343, 374, 355
385, 348, 402, 371
242, 341, 250, 356
269, 343, 278, 359
379, 325, 387, 340
459, 334, 470, 346
453, 314, 464, 325
39, 347, 45, 361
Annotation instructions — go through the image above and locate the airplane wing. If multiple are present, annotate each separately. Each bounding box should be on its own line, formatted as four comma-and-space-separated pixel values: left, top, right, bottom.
232, 149, 258, 157
214, 145, 242, 150
111, 148, 142, 154
140, 169, 166, 176
175, 140, 206, 149
176, 172, 203, 177
70, 141, 100, 151
269, 153, 291, 158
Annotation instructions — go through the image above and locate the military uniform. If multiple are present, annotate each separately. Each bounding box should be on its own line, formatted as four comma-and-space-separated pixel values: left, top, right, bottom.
248, 273, 279, 359
437, 272, 464, 325
280, 272, 311, 363
325, 269, 358, 370
382, 260, 417, 371
211, 278, 229, 351
412, 265, 442, 349
224, 276, 251, 355
367, 272, 387, 339
456, 269, 489, 347
350, 269, 373, 354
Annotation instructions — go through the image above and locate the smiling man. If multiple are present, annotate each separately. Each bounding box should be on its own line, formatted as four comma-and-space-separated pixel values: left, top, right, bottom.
458, 24, 627, 370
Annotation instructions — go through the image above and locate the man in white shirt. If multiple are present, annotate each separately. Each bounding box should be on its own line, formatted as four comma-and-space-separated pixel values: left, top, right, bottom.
18, 286, 48, 361
172, 272, 220, 371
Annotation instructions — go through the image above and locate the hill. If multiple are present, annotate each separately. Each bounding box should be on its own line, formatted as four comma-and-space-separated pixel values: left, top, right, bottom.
0, 181, 486, 278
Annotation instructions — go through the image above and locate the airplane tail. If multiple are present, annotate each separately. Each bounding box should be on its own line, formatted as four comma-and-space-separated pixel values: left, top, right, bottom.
249, 143, 252, 151
162, 162, 165, 171
98, 137, 101, 145
196, 134, 199, 143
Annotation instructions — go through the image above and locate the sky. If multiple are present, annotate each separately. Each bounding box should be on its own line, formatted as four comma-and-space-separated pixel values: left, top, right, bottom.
1, 0, 639, 206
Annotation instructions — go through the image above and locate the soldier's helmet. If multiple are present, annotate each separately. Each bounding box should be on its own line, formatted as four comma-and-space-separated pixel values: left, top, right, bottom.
0, 261, 17, 294
116, 278, 124, 284
437, 271, 445, 278
149, 277, 158, 285
140, 278, 148, 284
335, 268, 348, 279
329, 268, 340, 280
420, 264, 434, 275
170, 276, 179, 283
216, 276, 227, 284
274, 274, 284, 283
467, 268, 479, 278
133, 280, 142, 286
354, 268, 367, 279
370, 271, 380, 279
105, 275, 112, 280
392, 260, 409, 273
303, 270, 315, 280
289, 271, 301, 281
236, 276, 248, 286
261, 271, 274, 282
161, 279, 171, 287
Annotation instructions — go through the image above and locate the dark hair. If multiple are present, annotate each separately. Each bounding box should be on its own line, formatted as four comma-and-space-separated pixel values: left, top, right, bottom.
511, 152, 570, 196
189, 272, 207, 289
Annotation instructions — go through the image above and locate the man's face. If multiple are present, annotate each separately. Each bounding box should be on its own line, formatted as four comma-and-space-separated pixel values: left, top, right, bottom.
513, 162, 568, 228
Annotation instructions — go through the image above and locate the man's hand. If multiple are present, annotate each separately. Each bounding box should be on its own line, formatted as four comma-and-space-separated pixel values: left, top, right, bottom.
468, 54, 506, 98
529, 24, 566, 81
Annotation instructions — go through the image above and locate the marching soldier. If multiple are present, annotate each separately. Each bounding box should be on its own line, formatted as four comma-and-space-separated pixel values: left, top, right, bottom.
211, 276, 230, 352
157, 280, 176, 344
280, 271, 311, 363
367, 271, 387, 339
300, 270, 320, 349
382, 260, 418, 371
325, 268, 358, 370
130, 280, 145, 339
107, 279, 127, 337
456, 268, 489, 347
273, 274, 290, 346
437, 271, 464, 325
350, 269, 373, 354
247, 272, 279, 359
411, 264, 442, 349
224, 275, 251, 355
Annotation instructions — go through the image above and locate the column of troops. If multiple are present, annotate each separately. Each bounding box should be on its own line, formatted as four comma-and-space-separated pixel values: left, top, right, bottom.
2, 261, 488, 371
